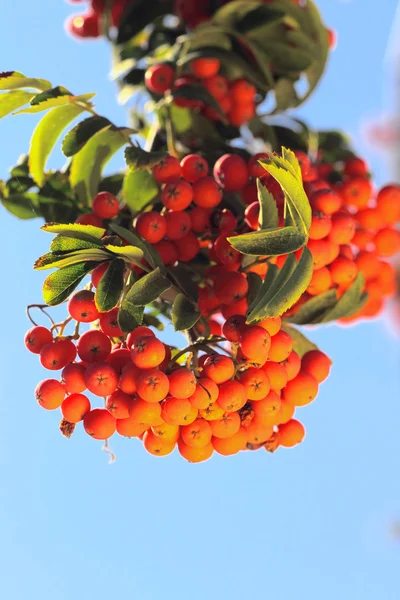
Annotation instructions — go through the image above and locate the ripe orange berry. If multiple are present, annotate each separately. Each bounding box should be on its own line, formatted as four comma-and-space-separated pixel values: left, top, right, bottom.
168, 368, 197, 399
135, 211, 167, 244
24, 325, 53, 354
131, 336, 166, 369
357, 207, 383, 231
209, 412, 241, 439
214, 271, 249, 305
374, 227, 400, 257
340, 177, 372, 209
352, 227, 374, 250
257, 316, 282, 336
162, 179, 193, 211
61, 393, 91, 423
212, 427, 248, 455
161, 397, 193, 426
84, 363, 118, 397
262, 361, 288, 391
239, 367, 270, 400
105, 389, 132, 419
376, 184, 400, 225
202, 354, 235, 384
83, 408, 116, 440
136, 369, 169, 403
151, 422, 180, 443
143, 430, 176, 456
116, 417, 149, 438
329, 211, 356, 244
245, 420, 274, 445
77, 330, 111, 364
68, 290, 99, 323
118, 363, 140, 395
192, 176, 222, 208
240, 325, 271, 363
251, 390, 282, 425
268, 330, 293, 362
329, 256, 358, 287
40, 339, 77, 371
275, 399, 295, 425
191, 57, 220, 78
301, 350, 332, 383
217, 380, 247, 412
307, 266, 333, 296
283, 371, 319, 407
355, 250, 381, 280
181, 418, 212, 448
282, 351, 301, 380
199, 402, 225, 421
126, 326, 155, 347
311, 189, 341, 215
130, 397, 162, 425
278, 419, 305, 448
152, 155, 181, 183
376, 261, 397, 295
177, 439, 214, 462
35, 379, 65, 410
307, 239, 333, 269
309, 212, 332, 240
188, 377, 219, 409
61, 362, 86, 393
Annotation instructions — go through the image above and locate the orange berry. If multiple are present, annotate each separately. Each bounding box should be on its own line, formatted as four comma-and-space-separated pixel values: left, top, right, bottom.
307, 239, 333, 269
151, 422, 180, 442
262, 361, 288, 391
213, 271, 249, 305
106, 389, 132, 419
268, 330, 293, 362
240, 325, 271, 363
275, 399, 295, 425
309, 212, 332, 240
177, 439, 214, 462
143, 430, 176, 456
136, 369, 169, 403
357, 207, 383, 231
355, 250, 381, 280
130, 397, 162, 425
35, 379, 65, 410
118, 363, 140, 395
217, 380, 247, 412
245, 420, 274, 444
374, 227, 400, 257
188, 377, 219, 409
181, 418, 212, 448
376, 184, 400, 225
376, 261, 397, 295
282, 351, 301, 380
340, 177, 372, 209
222, 314, 246, 342
131, 336, 166, 369
199, 402, 225, 421
161, 397, 192, 426
202, 354, 235, 384
307, 266, 333, 296
116, 417, 149, 438
257, 316, 282, 336
251, 390, 282, 425
209, 412, 241, 439
83, 409, 116, 440
212, 427, 248, 455
168, 368, 197, 399
301, 350, 332, 383
311, 189, 341, 215
61, 393, 91, 423
283, 371, 319, 407
352, 227, 374, 250
191, 57, 220, 78
329, 211, 356, 244
238, 367, 270, 400
329, 256, 358, 287
278, 419, 305, 448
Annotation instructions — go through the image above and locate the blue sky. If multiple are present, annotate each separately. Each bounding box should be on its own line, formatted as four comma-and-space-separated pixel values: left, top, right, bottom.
1, 1, 400, 599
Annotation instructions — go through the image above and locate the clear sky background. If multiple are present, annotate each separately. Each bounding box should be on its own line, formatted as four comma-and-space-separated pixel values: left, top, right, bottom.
1, 1, 400, 599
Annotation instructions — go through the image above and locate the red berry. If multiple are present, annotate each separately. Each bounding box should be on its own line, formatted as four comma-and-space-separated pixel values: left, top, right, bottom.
165, 210, 192, 240
68, 290, 99, 323
180, 154, 209, 182
92, 191, 119, 219
191, 58, 220, 78
91, 262, 110, 288
84, 363, 118, 396
24, 326, 53, 354
135, 211, 166, 244
162, 179, 193, 211
61, 362, 87, 393
153, 156, 181, 183
192, 176, 222, 208
77, 330, 112, 363
99, 308, 124, 338
213, 154, 249, 192
35, 379, 65, 410
40, 339, 77, 371
145, 64, 175, 94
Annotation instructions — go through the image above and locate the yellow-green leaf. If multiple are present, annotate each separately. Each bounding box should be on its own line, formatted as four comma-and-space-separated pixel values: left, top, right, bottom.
0, 90, 35, 118
228, 226, 306, 256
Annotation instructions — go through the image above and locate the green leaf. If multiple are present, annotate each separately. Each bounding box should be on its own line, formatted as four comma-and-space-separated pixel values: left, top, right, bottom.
169, 104, 193, 134
172, 294, 201, 331
15, 89, 95, 115
125, 267, 171, 306
281, 147, 302, 180
124, 145, 168, 171
0, 192, 40, 219
319, 273, 367, 323
34, 248, 111, 271
246, 248, 313, 321
228, 226, 306, 256
246, 272, 263, 308
42, 261, 98, 305
0, 90, 35, 118
70, 125, 130, 205
62, 115, 111, 157
259, 152, 311, 234
122, 169, 159, 213
104, 244, 144, 263
41, 222, 106, 243
50, 234, 102, 253
118, 301, 144, 333
257, 178, 278, 229
274, 78, 300, 112
287, 289, 337, 325
169, 83, 226, 121
29, 104, 85, 187
168, 265, 199, 302
281, 324, 318, 358
246, 263, 278, 317
95, 259, 125, 312
0, 72, 52, 92
110, 223, 163, 269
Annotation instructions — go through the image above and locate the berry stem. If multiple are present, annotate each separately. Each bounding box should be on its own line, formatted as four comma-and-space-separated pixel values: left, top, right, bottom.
26, 304, 56, 327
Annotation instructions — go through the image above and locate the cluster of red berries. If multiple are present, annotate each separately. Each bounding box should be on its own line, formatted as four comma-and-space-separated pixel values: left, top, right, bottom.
145, 57, 257, 128
65, 0, 129, 38
25, 284, 332, 460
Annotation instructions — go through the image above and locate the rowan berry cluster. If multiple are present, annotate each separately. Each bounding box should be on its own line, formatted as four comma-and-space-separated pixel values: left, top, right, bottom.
25, 289, 332, 461
145, 58, 257, 128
